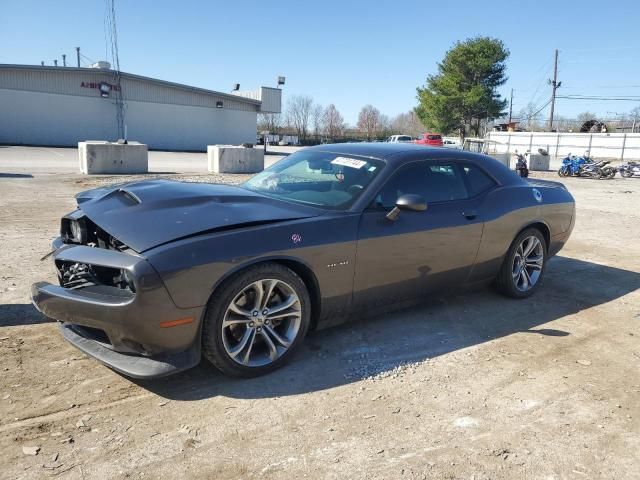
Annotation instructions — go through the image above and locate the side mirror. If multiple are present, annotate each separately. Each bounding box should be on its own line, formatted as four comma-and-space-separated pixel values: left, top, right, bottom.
386, 194, 427, 221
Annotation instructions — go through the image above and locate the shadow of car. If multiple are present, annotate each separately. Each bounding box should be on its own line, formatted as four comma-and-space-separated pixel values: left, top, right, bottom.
130, 255, 640, 401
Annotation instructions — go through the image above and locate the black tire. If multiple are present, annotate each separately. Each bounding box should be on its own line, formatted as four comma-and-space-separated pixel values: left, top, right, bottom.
202, 263, 311, 378
496, 228, 548, 299
558, 167, 569, 177
621, 170, 633, 178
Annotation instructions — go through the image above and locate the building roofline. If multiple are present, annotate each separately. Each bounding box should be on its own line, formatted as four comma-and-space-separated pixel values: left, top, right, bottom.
0, 63, 262, 105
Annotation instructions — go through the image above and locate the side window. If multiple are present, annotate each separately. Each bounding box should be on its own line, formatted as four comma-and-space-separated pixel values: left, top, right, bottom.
372, 162, 468, 208
424, 164, 467, 202
461, 164, 496, 197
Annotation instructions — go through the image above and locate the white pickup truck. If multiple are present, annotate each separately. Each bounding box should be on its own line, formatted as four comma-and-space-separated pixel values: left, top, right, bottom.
386, 135, 414, 143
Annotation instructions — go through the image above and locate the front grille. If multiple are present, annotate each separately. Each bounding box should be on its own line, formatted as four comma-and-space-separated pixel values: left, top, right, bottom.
56, 261, 135, 293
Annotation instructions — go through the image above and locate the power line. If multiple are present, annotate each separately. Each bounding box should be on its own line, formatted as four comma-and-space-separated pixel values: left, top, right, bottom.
530, 100, 552, 119
562, 46, 639, 53
558, 95, 640, 101
562, 85, 640, 90
511, 100, 552, 123
520, 58, 553, 93
79, 52, 95, 66
524, 61, 553, 109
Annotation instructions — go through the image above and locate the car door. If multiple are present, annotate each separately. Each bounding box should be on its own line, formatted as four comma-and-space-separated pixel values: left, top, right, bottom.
352, 160, 486, 309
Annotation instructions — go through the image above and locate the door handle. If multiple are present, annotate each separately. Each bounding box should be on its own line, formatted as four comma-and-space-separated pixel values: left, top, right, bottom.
462, 210, 477, 220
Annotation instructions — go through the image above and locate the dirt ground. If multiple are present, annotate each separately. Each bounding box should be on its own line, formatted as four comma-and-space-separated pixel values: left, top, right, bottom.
1, 167, 639, 480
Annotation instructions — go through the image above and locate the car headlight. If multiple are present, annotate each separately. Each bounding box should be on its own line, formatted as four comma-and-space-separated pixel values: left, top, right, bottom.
68, 218, 87, 244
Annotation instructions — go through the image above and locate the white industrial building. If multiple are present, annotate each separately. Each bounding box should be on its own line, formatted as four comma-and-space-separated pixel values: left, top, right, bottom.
0, 63, 281, 151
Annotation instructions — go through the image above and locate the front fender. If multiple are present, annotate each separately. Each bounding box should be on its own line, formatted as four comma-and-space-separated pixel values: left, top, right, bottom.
144, 214, 360, 315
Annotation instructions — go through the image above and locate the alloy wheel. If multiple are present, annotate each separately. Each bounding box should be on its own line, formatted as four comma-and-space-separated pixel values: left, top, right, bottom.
511, 236, 544, 292
221, 279, 302, 367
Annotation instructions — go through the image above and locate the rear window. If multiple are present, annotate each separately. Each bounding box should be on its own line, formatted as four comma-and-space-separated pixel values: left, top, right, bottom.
462, 164, 496, 197
427, 135, 442, 140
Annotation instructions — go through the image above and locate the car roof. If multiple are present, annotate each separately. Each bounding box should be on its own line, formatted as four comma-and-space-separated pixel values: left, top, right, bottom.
306, 142, 522, 186
308, 142, 437, 160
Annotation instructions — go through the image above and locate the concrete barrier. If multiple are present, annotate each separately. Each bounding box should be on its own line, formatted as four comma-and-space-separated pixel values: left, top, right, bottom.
78, 141, 148, 174
529, 154, 550, 171
208, 145, 264, 173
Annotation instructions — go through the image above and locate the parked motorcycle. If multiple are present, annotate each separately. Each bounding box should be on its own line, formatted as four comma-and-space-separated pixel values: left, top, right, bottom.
580, 159, 617, 179
598, 161, 617, 179
558, 154, 614, 179
618, 161, 640, 178
514, 151, 529, 178
558, 154, 589, 177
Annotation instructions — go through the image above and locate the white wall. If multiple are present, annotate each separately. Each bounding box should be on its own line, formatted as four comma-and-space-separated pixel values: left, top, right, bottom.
0, 89, 117, 146
124, 101, 257, 151
487, 131, 640, 160
0, 88, 257, 151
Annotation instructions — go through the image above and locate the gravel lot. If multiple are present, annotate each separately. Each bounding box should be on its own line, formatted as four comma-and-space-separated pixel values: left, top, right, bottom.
1, 152, 639, 479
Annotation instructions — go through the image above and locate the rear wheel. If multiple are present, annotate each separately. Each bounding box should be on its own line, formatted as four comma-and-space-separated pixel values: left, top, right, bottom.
202, 263, 311, 377
496, 228, 547, 299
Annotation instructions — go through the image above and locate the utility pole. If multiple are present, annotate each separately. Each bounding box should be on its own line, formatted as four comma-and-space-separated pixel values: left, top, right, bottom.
508, 88, 514, 123
547, 49, 562, 131
76, 47, 80, 68
62, 54, 67, 67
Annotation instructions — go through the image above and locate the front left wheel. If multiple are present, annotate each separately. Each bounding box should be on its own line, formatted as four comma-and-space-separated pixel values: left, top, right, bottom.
201, 263, 311, 377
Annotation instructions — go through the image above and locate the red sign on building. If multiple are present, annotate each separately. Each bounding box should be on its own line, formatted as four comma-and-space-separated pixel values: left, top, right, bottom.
81, 81, 121, 91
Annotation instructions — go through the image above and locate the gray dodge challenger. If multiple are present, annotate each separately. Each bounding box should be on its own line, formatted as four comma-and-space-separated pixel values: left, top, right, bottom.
32, 143, 575, 379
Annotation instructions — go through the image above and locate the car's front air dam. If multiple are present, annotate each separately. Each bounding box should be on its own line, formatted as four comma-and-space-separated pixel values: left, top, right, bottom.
59, 322, 200, 379
31, 242, 206, 378
32, 281, 204, 378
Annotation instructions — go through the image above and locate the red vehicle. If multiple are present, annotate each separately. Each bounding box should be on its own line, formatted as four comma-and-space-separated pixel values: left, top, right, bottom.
414, 133, 443, 147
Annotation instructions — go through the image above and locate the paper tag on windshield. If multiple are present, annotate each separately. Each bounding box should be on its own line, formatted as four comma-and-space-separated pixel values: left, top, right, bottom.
331, 157, 366, 169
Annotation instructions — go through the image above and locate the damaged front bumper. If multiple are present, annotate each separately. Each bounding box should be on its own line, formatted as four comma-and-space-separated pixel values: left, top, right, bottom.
31, 239, 204, 378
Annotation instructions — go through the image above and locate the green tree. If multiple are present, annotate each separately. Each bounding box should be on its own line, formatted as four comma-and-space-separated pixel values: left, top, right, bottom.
416, 37, 509, 138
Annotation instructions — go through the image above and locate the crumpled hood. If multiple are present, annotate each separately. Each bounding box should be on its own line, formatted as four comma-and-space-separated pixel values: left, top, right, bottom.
76, 179, 321, 252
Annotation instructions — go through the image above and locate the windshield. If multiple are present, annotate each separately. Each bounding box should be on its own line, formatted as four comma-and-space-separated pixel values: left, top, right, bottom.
242, 150, 385, 209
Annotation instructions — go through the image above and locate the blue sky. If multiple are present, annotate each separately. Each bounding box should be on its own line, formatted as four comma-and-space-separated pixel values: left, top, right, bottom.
2, 0, 640, 124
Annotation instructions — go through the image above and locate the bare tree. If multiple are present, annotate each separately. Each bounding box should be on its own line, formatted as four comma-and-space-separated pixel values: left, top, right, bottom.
630, 106, 640, 133
378, 114, 392, 138
517, 102, 543, 131
357, 105, 381, 140
390, 111, 425, 137
312, 104, 323, 137
553, 115, 572, 133
576, 111, 597, 123
322, 104, 345, 140
257, 113, 281, 134
286, 95, 314, 141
